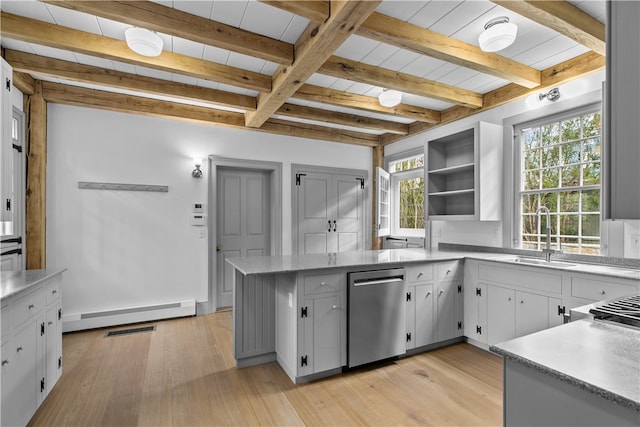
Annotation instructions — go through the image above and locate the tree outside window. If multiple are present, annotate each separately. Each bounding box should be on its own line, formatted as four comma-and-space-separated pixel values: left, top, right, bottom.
519, 110, 601, 254
389, 155, 425, 234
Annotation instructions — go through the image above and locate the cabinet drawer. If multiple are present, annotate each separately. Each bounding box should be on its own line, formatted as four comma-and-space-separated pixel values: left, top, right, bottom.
13, 288, 45, 328
405, 264, 434, 283
479, 264, 561, 294
303, 273, 344, 296
437, 261, 461, 281
571, 277, 637, 301
45, 278, 61, 305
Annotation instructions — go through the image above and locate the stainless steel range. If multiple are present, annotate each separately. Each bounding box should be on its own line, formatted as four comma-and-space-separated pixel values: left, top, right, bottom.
587, 294, 640, 329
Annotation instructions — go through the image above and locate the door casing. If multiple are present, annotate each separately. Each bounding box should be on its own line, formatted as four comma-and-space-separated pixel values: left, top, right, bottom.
208, 156, 282, 313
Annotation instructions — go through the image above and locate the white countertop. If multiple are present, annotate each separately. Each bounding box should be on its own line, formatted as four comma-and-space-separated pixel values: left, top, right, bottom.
226, 248, 476, 275
1, 269, 66, 301
491, 319, 640, 411
226, 248, 640, 281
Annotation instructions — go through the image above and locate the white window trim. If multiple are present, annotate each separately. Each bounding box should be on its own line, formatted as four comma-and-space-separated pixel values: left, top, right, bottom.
513, 103, 602, 253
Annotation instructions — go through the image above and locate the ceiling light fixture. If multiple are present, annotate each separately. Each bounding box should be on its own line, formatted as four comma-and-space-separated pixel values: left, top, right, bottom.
478, 16, 517, 52
125, 27, 164, 57
538, 88, 561, 103
378, 89, 402, 108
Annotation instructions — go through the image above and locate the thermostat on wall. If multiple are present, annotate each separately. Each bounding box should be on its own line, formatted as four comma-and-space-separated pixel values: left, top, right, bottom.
191, 214, 205, 226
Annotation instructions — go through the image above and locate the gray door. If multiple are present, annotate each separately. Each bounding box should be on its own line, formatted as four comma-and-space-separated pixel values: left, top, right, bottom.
297, 171, 364, 255
216, 168, 271, 308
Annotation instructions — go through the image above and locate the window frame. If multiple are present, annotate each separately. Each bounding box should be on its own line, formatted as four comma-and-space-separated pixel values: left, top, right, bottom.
513, 103, 602, 254
382, 148, 426, 238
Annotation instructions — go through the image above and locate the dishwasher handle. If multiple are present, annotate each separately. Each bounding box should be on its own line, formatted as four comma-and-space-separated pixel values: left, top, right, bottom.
353, 277, 404, 286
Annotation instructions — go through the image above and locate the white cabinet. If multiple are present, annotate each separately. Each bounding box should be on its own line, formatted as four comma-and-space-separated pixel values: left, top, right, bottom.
405, 263, 434, 350
514, 290, 549, 338
487, 285, 515, 345
426, 122, 502, 221
1, 58, 14, 239
435, 262, 463, 341
463, 260, 487, 344
275, 270, 346, 383
0, 273, 63, 426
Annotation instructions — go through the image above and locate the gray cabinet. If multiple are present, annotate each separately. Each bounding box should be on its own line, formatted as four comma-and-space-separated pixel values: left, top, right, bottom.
604, 1, 640, 219
405, 263, 435, 350
435, 261, 463, 341
463, 260, 487, 344
426, 122, 502, 221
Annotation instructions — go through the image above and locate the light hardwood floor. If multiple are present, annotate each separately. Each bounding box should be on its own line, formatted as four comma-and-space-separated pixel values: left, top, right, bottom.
29, 311, 503, 426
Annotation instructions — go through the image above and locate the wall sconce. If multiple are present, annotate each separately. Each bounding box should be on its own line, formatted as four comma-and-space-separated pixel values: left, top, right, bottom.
538, 88, 561, 102
192, 157, 203, 178
526, 87, 561, 108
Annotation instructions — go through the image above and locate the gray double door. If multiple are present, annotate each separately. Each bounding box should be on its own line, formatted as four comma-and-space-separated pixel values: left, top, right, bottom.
216, 168, 271, 308
296, 170, 365, 255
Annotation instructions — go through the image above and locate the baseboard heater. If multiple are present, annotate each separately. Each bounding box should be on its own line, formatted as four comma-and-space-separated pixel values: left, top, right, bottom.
62, 299, 196, 332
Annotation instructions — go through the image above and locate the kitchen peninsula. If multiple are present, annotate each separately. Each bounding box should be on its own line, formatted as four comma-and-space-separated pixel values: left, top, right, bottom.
228, 248, 640, 385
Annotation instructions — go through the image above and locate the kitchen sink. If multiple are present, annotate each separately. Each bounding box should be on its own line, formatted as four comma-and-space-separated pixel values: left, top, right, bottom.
499, 256, 577, 268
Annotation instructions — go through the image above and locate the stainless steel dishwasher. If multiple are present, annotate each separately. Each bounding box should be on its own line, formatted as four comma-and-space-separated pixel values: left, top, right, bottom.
348, 268, 406, 368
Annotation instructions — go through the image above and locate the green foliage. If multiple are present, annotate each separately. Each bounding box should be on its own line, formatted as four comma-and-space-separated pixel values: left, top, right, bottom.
520, 111, 601, 254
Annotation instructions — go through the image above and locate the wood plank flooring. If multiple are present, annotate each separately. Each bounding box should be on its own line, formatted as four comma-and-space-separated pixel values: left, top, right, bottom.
29, 311, 503, 426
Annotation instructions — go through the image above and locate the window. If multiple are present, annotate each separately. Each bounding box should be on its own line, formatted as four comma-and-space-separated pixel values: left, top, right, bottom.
516, 106, 601, 254
378, 152, 425, 237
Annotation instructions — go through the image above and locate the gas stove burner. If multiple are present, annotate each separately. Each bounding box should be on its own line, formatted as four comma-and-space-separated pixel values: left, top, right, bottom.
589, 294, 640, 329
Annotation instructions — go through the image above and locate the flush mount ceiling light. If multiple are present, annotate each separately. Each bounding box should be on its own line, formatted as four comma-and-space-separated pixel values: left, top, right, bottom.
378, 89, 402, 108
478, 16, 517, 52
125, 27, 163, 57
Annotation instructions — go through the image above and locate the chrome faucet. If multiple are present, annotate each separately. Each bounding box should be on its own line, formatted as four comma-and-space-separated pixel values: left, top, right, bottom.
535, 206, 556, 262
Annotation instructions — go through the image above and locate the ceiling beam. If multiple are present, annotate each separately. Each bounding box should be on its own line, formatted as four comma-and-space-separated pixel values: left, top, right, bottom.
356, 12, 541, 88
43, 0, 294, 65
244, 1, 381, 128
493, 0, 606, 56
4, 49, 256, 111
277, 103, 408, 135
12, 71, 35, 95
0, 12, 271, 92
319, 56, 483, 108
261, 3, 541, 88
380, 51, 605, 145
41, 81, 379, 147
259, 1, 330, 23
295, 84, 441, 123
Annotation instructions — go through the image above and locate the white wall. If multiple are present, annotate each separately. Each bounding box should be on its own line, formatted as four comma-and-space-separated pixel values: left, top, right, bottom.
384, 70, 609, 250
46, 104, 371, 317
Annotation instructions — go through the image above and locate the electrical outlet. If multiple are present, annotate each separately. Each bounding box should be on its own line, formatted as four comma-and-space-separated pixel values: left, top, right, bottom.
433, 228, 441, 237
199, 229, 206, 238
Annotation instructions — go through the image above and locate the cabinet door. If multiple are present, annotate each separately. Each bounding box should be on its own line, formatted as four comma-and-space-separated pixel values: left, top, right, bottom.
405, 286, 416, 350
414, 284, 435, 347
487, 285, 515, 345
46, 303, 62, 393
1, 341, 16, 427
436, 281, 456, 341
302, 294, 342, 376
515, 291, 548, 338
11, 320, 40, 427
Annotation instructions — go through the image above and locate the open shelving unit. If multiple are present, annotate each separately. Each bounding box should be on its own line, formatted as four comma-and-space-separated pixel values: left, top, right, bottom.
426, 122, 502, 221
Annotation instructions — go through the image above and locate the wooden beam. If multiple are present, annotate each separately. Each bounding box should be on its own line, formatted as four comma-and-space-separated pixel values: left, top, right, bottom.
25, 81, 47, 269
380, 51, 605, 145
319, 56, 483, 108
44, 0, 294, 65
41, 82, 379, 147
493, 0, 606, 56
356, 12, 541, 88
5, 50, 256, 111
12, 71, 35, 95
277, 103, 408, 135
261, 3, 540, 88
0, 12, 271, 92
259, 1, 330, 23
295, 84, 441, 123
245, 1, 381, 128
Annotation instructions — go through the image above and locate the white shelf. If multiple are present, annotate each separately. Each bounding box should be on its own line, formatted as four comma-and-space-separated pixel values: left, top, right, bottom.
428, 162, 474, 176
429, 188, 474, 197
